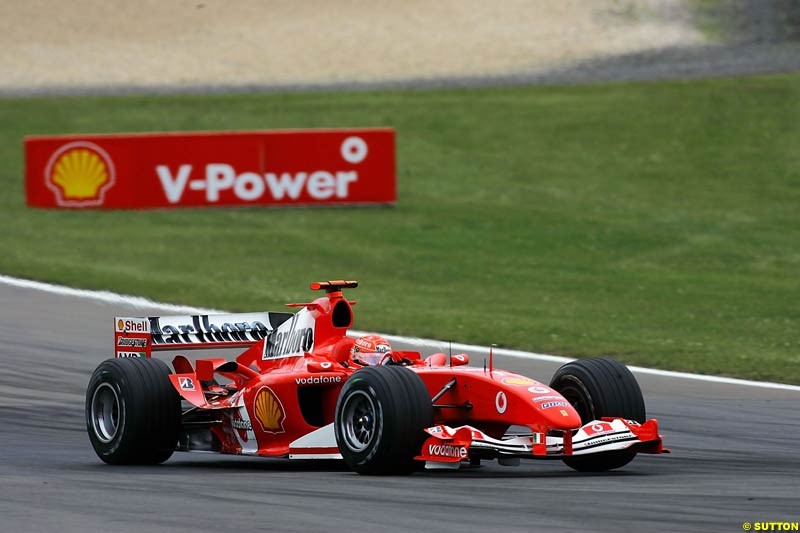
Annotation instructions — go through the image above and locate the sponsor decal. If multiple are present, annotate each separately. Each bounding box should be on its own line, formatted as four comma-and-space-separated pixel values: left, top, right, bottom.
541, 401, 570, 409
320, 362, 332, 369
254, 387, 286, 433
231, 416, 252, 432
354, 336, 391, 353
428, 426, 443, 435
116, 351, 144, 358
583, 422, 614, 437
115, 317, 149, 333
45, 141, 116, 207
230, 396, 258, 454
532, 395, 564, 403
263, 312, 314, 359
231, 409, 254, 442
560, 410, 569, 417
452, 354, 467, 362
116, 337, 148, 348
581, 433, 633, 446
502, 377, 537, 387
528, 386, 551, 394
495, 391, 508, 414
150, 314, 272, 345
427, 444, 468, 459
294, 375, 343, 386
179, 377, 196, 391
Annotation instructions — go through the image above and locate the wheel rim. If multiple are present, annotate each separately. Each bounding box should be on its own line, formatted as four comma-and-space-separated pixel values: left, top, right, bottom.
556, 378, 594, 423
90, 382, 121, 443
340, 390, 378, 452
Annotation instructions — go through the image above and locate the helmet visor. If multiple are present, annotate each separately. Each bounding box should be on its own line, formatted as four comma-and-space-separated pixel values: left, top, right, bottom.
354, 352, 389, 366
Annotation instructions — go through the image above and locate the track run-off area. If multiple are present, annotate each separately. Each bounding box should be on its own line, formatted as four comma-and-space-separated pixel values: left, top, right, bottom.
0, 276, 798, 532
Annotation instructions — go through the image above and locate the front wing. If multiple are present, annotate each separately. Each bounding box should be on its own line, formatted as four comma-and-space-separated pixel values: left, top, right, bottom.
415, 418, 666, 469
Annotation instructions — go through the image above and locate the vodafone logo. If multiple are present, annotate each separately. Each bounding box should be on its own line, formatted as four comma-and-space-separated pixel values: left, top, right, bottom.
156, 136, 366, 204
294, 375, 342, 385
495, 391, 508, 414
583, 421, 614, 437
427, 444, 468, 459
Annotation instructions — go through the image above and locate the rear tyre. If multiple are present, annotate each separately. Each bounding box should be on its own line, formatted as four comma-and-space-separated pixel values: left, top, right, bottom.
86, 358, 181, 465
334, 366, 433, 475
549, 358, 645, 472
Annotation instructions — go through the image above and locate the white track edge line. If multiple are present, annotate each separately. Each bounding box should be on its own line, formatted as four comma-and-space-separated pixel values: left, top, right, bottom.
0, 274, 224, 315
2, 274, 799, 392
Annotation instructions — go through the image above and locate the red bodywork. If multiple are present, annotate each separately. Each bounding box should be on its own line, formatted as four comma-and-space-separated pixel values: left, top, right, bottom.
113, 281, 664, 464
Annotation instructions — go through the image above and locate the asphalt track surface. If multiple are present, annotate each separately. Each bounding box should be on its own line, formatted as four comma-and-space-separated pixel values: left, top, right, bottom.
1, 282, 799, 533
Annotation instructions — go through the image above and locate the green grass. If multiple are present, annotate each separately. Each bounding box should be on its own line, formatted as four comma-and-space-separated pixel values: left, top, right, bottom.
2, 75, 799, 382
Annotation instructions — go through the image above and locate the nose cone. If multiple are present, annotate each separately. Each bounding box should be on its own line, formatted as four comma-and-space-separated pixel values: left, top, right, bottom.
537, 400, 583, 430
525, 386, 583, 429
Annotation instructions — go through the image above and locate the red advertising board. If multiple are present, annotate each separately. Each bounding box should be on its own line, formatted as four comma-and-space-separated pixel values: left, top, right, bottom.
25, 128, 395, 209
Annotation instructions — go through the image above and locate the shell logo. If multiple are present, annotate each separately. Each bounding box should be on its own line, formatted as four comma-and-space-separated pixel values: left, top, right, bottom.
254, 387, 286, 433
45, 141, 116, 207
501, 377, 537, 387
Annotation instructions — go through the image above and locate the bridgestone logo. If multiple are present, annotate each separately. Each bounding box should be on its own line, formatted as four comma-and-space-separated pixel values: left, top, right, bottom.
582, 433, 631, 446
295, 375, 342, 386
427, 444, 468, 459
117, 337, 148, 348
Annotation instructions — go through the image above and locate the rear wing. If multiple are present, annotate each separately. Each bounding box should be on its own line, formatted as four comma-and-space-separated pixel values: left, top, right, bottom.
114, 312, 293, 358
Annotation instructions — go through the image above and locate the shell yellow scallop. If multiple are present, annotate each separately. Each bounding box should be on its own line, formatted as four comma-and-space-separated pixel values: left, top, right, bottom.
50, 148, 110, 200
254, 387, 285, 433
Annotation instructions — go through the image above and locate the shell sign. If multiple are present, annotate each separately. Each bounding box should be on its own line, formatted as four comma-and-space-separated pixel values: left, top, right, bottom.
25, 129, 396, 209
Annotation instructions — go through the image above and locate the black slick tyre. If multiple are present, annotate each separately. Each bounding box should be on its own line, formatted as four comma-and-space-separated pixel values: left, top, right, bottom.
334, 366, 433, 475
86, 357, 181, 465
549, 357, 645, 472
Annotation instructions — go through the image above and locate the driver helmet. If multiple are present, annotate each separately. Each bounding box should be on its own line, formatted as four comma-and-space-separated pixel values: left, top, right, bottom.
350, 335, 393, 366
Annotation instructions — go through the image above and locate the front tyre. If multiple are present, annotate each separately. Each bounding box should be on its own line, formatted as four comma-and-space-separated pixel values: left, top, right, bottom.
549, 358, 645, 472
334, 366, 433, 475
86, 358, 181, 465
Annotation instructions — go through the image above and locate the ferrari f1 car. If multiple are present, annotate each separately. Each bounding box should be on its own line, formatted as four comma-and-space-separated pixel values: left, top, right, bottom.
86, 281, 666, 474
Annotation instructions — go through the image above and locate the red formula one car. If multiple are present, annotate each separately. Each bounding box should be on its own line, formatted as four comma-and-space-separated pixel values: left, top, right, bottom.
86, 281, 666, 474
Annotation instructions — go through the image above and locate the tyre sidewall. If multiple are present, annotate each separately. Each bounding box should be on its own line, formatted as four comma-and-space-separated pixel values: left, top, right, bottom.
334, 377, 387, 468
86, 362, 132, 462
